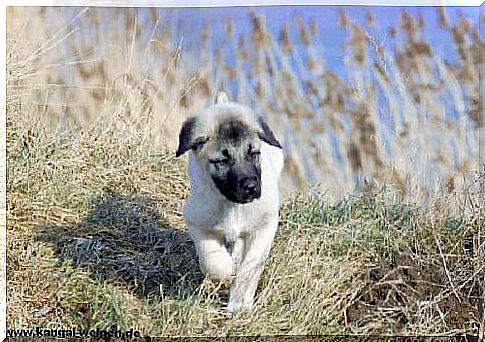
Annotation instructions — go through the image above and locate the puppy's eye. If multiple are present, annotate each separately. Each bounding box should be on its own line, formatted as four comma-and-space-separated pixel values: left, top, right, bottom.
250, 151, 261, 158
192, 138, 208, 150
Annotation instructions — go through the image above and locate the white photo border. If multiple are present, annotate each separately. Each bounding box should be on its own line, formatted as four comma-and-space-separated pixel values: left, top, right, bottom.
1, 1, 483, 341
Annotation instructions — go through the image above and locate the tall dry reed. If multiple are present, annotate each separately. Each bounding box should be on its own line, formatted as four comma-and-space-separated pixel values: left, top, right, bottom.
6, 6, 482, 207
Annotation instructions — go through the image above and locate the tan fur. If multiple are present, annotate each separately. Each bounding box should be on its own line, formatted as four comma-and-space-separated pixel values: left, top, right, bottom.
180, 93, 284, 314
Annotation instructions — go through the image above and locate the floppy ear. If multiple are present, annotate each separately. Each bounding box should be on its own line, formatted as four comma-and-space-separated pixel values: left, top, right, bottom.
176, 117, 197, 157
257, 116, 282, 149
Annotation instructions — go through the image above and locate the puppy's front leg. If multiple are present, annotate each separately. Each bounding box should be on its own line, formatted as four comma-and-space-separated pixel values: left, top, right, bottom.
230, 237, 245, 272
227, 215, 278, 314
189, 226, 234, 281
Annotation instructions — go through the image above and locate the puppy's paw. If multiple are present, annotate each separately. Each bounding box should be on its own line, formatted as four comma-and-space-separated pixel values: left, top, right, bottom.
226, 297, 254, 315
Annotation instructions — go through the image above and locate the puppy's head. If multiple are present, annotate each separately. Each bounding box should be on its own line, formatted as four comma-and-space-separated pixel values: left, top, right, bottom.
176, 94, 281, 204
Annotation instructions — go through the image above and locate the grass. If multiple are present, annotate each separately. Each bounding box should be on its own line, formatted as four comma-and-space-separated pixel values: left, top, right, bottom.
6, 99, 483, 336
5, 5, 484, 338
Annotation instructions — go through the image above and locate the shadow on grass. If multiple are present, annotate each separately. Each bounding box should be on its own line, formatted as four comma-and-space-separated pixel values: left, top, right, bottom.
37, 189, 203, 299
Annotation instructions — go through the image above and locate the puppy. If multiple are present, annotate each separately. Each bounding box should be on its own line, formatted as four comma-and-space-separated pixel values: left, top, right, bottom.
176, 92, 284, 314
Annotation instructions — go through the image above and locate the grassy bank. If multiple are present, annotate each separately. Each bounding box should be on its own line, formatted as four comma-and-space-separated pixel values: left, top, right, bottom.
6, 102, 482, 336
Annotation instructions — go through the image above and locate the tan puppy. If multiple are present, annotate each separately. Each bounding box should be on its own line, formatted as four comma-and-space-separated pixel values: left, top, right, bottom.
176, 93, 284, 314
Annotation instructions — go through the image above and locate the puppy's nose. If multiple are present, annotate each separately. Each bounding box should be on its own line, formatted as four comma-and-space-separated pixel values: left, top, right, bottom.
240, 177, 258, 194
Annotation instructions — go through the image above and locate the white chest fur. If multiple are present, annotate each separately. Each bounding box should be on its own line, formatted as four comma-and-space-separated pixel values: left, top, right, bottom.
210, 200, 273, 243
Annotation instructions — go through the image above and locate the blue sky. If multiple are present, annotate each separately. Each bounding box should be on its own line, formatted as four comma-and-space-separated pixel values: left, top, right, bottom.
38, 5, 480, 77
25, 4, 479, 96
150, 5, 479, 76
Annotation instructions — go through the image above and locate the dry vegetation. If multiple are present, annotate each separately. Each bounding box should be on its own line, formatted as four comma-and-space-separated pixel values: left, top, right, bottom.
6, 6, 482, 200
6, 6, 484, 337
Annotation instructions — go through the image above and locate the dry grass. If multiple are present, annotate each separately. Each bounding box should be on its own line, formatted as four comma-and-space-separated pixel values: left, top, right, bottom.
6, 6, 482, 201
6, 5, 484, 338
6, 101, 483, 335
